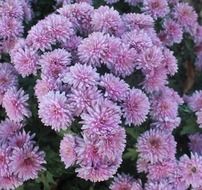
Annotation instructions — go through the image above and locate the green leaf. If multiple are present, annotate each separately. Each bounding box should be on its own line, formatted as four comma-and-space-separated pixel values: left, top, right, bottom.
180, 116, 199, 135
179, 105, 192, 113
38, 171, 56, 190
22, 182, 41, 190
123, 148, 138, 160
126, 126, 146, 140
16, 186, 24, 190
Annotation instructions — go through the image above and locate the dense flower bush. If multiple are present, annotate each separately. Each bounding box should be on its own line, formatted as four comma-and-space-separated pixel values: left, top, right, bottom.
0, 0, 202, 189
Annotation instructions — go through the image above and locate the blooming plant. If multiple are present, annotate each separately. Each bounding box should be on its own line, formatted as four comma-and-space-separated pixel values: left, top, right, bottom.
0, 0, 202, 189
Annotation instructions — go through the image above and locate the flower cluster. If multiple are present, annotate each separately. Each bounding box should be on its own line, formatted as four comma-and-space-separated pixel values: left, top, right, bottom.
136, 130, 202, 189
0, 63, 18, 104
0, 0, 202, 189
0, 0, 32, 53
0, 62, 31, 122
189, 133, 202, 155
110, 173, 142, 190
11, 1, 173, 182
150, 87, 183, 132
185, 91, 202, 128
28, 1, 182, 183
0, 119, 46, 190
159, 2, 199, 46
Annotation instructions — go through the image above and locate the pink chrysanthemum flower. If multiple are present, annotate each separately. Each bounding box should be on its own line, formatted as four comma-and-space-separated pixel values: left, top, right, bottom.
69, 87, 101, 115
174, 3, 198, 32
26, 20, 55, 51
62, 35, 82, 53
27, 14, 74, 51
151, 96, 178, 121
101, 36, 122, 66
76, 159, 121, 182
91, 6, 124, 36
39, 48, 71, 79
38, 91, 74, 131
122, 88, 150, 126
179, 153, 202, 188
81, 98, 121, 136
0, 119, 23, 143
169, 165, 189, 190
11, 41, 38, 77
150, 87, 182, 124
122, 13, 154, 32
152, 116, 181, 132
0, 63, 18, 95
78, 32, 108, 66
196, 110, 202, 128
0, 147, 9, 177
100, 74, 129, 102
45, 14, 74, 43
136, 157, 149, 173
60, 134, 77, 168
143, 0, 169, 19
0, 174, 22, 190
149, 29, 163, 46
194, 25, 202, 43
0, 16, 23, 39
142, 67, 168, 92
93, 126, 126, 158
2, 88, 31, 122
76, 139, 122, 182
8, 130, 35, 149
136, 129, 176, 163
162, 86, 184, 105
21, 0, 32, 21
58, 3, 94, 34
110, 44, 136, 77
137, 46, 163, 71
151, 86, 183, 103
110, 173, 135, 190
62, 63, 100, 89
9, 37, 25, 54
162, 48, 178, 76
147, 160, 176, 181
0, 38, 19, 54
0, 0, 24, 19
161, 19, 183, 46
10, 146, 46, 181
145, 180, 173, 190
189, 133, 202, 155
122, 30, 152, 53
35, 77, 60, 101
186, 91, 202, 112
131, 181, 143, 190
